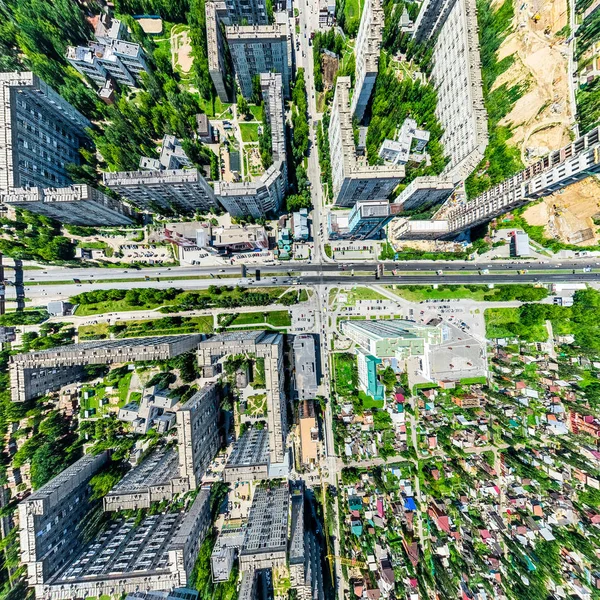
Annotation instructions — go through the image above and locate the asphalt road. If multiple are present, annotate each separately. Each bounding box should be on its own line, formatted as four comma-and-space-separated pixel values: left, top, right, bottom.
8, 258, 600, 285
10, 271, 600, 306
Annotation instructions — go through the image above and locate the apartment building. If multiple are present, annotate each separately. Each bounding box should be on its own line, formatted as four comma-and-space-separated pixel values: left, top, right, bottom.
0, 72, 91, 195
0, 184, 135, 226
413, 0, 457, 43
207, 2, 233, 103
9, 335, 203, 402
215, 73, 287, 217
431, 0, 488, 180
197, 330, 287, 465
226, 20, 291, 98
103, 168, 220, 215
329, 77, 404, 207
66, 13, 149, 89
226, 0, 268, 24
350, 0, 384, 122
293, 335, 318, 401
177, 383, 221, 489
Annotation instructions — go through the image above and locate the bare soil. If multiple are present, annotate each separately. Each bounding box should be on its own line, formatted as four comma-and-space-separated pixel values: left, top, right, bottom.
491, 0, 574, 164
522, 177, 600, 245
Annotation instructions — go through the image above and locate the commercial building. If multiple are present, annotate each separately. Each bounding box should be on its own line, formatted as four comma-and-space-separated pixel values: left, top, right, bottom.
378, 118, 430, 166
356, 348, 384, 401
206, 2, 232, 103
393, 176, 456, 212
328, 200, 399, 240
298, 400, 319, 467
431, 0, 488, 180
225, 20, 291, 98
293, 208, 309, 241
350, 0, 384, 122
412, 0, 457, 43
341, 319, 443, 360
224, 426, 270, 482
212, 225, 269, 252
226, 0, 268, 24
239, 484, 289, 571
293, 335, 318, 400
197, 331, 287, 465
9, 334, 203, 402
1, 184, 135, 226
177, 383, 221, 489
0, 72, 91, 195
511, 230, 530, 257
103, 168, 220, 215
215, 73, 287, 218
66, 13, 149, 89
329, 77, 404, 207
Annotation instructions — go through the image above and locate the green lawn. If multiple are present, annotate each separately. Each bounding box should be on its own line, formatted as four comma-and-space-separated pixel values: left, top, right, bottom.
239, 123, 260, 142
345, 0, 361, 20
342, 287, 387, 306
118, 372, 133, 405
198, 96, 232, 118
359, 391, 384, 409
224, 310, 291, 328
387, 284, 548, 302
249, 104, 263, 121
246, 393, 267, 416
485, 307, 548, 341
460, 377, 488, 385
333, 352, 358, 399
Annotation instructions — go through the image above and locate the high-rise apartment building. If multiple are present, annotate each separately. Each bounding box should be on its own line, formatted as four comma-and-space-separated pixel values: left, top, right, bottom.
1, 184, 135, 226
293, 335, 318, 401
226, 19, 291, 98
329, 77, 404, 207
177, 383, 221, 489
225, 0, 268, 24
9, 335, 203, 402
0, 72, 91, 195
197, 331, 287, 464
413, 0, 457, 43
328, 200, 400, 240
431, 0, 488, 180
350, 0, 384, 122
206, 2, 232, 103
103, 168, 220, 215
215, 73, 287, 218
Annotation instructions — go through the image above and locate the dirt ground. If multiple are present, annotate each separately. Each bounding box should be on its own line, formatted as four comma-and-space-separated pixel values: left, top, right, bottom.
522, 177, 600, 245
172, 28, 193, 74
491, 0, 574, 164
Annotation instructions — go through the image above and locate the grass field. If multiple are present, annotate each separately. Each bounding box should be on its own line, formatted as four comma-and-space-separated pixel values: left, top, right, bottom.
345, 0, 360, 20
224, 310, 291, 328
249, 104, 263, 121
118, 372, 133, 405
340, 287, 387, 306
246, 394, 267, 416
333, 352, 358, 399
388, 285, 493, 302
78, 316, 214, 339
240, 123, 260, 142
485, 307, 548, 341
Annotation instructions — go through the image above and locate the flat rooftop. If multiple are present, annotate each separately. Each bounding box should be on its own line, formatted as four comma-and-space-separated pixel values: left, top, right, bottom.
241, 484, 289, 556
106, 445, 179, 496
226, 427, 269, 468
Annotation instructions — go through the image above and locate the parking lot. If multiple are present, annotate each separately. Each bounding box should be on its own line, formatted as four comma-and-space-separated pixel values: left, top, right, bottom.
118, 243, 172, 264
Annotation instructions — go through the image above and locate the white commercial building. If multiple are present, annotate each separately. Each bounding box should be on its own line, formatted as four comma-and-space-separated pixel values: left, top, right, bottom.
431, 0, 488, 180
329, 77, 404, 207
378, 118, 430, 166
350, 0, 384, 122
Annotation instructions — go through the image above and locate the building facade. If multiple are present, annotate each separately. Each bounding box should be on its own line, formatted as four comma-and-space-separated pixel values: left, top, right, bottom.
10, 335, 203, 402
329, 77, 404, 207
0, 72, 91, 195
103, 168, 220, 215
206, 2, 232, 103
226, 21, 291, 98
412, 0, 457, 43
215, 73, 287, 217
350, 0, 384, 122
225, 0, 268, 24
1, 184, 135, 226
177, 383, 221, 489
431, 0, 488, 180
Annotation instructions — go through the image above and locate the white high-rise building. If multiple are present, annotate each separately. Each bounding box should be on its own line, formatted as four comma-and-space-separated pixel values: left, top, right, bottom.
350, 0, 384, 122
329, 77, 404, 207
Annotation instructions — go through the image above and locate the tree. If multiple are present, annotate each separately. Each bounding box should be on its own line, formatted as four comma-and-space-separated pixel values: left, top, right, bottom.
237, 94, 250, 120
